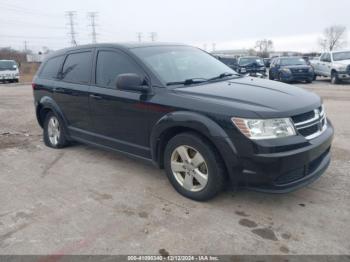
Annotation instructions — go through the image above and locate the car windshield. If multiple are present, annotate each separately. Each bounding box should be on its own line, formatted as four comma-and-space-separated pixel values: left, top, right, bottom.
239, 57, 264, 66
0, 61, 17, 71
333, 51, 350, 61
131, 46, 238, 85
280, 57, 307, 66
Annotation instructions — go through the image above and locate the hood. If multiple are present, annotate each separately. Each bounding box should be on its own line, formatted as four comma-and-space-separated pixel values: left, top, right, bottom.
0, 69, 18, 75
173, 77, 321, 118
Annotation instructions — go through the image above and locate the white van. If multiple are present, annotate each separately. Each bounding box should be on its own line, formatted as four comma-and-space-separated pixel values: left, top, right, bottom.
0, 60, 20, 83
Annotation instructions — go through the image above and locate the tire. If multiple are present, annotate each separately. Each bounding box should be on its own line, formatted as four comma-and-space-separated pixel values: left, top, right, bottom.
43, 111, 69, 148
313, 74, 317, 81
278, 72, 284, 82
306, 79, 312, 84
268, 70, 274, 80
331, 71, 340, 84
164, 132, 226, 201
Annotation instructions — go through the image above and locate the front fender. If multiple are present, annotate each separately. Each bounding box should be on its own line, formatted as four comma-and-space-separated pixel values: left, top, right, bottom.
150, 111, 239, 184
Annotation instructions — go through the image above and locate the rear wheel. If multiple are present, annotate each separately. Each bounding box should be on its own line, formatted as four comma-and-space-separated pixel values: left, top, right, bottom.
43, 111, 69, 148
164, 132, 226, 201
268, 70, 274, 80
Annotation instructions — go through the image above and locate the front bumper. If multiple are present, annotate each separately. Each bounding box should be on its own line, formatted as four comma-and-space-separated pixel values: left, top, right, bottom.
236, 121, 334, 193
0, 75, 19, 80
337, 71, 350, 80
280, 72, 314, 82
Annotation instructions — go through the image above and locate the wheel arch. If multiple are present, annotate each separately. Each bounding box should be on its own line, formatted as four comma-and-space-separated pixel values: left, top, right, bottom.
36, 96, 68, 129
150, 111, 239, 185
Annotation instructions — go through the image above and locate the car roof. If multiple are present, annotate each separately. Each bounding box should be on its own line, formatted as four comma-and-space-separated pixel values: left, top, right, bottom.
279, 56, 303, 59
330, 50, 350, 54
47, 42, 188, 58
239, 56, 261, 58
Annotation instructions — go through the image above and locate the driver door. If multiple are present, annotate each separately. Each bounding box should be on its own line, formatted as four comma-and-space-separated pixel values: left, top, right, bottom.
319, 53, 331, 76
89, 48, 152, 158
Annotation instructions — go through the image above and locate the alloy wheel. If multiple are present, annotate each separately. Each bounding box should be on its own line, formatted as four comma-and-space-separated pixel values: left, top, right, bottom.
47, 116, 60, 146
170, 145, 208, 192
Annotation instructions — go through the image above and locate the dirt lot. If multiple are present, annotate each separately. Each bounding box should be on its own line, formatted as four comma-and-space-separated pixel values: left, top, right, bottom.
0, 79, 349, 255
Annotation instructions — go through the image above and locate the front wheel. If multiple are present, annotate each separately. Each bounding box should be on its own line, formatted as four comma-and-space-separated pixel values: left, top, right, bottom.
331, 71, 341, 84
164, 132, 226, 201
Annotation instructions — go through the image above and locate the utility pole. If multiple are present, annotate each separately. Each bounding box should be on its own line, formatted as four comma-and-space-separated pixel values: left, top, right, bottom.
24, 41, 28, 53
66, 11, 77, 46
137, 32, 143, 42
88, 12, 98, 44
203, 43, 207, 51
149, 32, 157, 42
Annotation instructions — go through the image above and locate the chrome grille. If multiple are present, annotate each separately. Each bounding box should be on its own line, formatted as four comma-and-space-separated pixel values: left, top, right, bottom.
291, 106, 327, 139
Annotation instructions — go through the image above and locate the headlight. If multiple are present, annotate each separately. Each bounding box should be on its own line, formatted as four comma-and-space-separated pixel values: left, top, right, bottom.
240, 68, 246, 73
232, 117, 296, 140
281, 68, 291, 74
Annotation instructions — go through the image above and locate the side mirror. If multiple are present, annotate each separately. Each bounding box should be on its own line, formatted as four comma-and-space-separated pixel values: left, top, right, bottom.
116, 73, 149, 92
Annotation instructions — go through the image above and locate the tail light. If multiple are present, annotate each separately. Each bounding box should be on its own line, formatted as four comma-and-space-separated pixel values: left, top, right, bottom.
32, 83, 37, 90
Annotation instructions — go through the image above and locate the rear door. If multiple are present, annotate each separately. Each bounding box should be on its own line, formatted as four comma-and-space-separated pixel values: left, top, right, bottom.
55, 49, 94, 132
89, 48, 152, 158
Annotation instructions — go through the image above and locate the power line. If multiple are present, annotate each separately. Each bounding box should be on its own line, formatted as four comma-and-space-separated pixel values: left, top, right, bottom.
66, 11, 78, 46
149, 32, 157, 42
87, 12, 98, 44
137, 32, 143, 42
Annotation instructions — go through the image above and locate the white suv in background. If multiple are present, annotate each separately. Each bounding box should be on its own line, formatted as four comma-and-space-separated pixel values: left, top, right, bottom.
0, 60, 20, 83
312, 51, 350, 84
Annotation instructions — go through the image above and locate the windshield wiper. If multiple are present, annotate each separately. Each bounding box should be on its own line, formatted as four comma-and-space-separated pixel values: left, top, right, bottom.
166, 78, 208, 86
166, 73, 241, 86
207, 72, 240, 81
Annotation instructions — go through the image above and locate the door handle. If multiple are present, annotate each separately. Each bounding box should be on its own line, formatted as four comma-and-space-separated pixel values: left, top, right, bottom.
53, 87, 64, 93
90, 94, 103, 100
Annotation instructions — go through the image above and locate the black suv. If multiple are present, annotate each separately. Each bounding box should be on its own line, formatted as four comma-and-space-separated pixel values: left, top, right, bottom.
33, 43, 333, 201
234, 56, 266, 76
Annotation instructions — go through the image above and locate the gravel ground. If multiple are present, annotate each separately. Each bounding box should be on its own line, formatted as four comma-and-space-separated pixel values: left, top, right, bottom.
0, 78, 349, 255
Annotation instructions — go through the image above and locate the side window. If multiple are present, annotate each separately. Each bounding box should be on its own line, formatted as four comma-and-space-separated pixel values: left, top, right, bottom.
61, 51, 92, 84
40, 56, 63, 79
321, 53, 330, 62
96, 50, 143, 88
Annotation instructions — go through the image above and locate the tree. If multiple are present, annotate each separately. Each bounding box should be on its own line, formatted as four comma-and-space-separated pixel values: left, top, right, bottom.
319, 25, 347, 51
255, 39, 273, 58
0, 47, 27, 63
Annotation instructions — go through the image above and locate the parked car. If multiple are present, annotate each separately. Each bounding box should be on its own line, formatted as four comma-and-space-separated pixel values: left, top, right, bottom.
216, 56, 237, 70
263, 58, 271, 68
311, 51, 350, 84
33, 43, 333, 201
234, 56, 266, 76
0, 60, 19, 83
269, 57, 314, 83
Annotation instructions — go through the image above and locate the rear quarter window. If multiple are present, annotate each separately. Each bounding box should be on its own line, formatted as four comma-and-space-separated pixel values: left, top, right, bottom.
61, 51, 93, 84
39, 56, 64, 79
